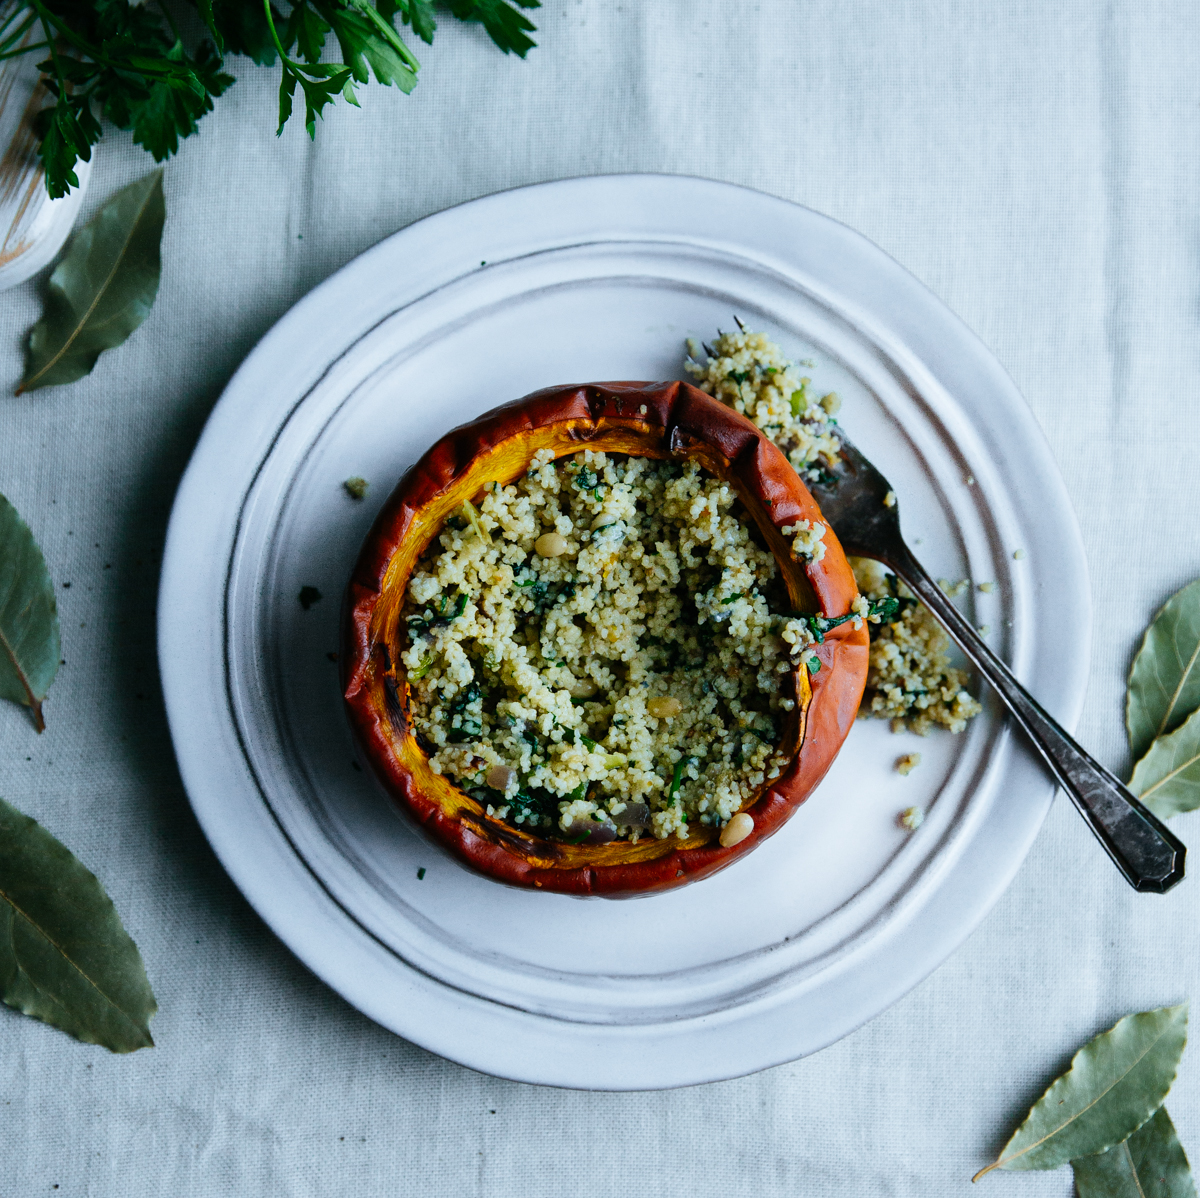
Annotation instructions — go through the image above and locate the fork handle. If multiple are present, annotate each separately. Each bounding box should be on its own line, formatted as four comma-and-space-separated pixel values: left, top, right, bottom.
886, 545, 1185, 893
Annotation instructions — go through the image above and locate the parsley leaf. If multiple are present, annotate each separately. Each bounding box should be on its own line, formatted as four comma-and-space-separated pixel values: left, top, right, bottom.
446, 0, 539, 56
211, 0, 282, 65
128, 41, 234, 161
325, 0, 419, 90
285, 2, 331, 62
196, 0, 223, 50
7, 0, 538, 197
381, 0, 436, 44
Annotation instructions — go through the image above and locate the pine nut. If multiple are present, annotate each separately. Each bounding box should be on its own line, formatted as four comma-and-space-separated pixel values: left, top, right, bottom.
647, 696, 681, 718
535, 532, 568, 557
486, 764, 515, 791
719, 812, 754, 848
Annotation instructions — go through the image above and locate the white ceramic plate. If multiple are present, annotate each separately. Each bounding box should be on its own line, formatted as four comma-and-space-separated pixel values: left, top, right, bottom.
159, 175, 1089, 1090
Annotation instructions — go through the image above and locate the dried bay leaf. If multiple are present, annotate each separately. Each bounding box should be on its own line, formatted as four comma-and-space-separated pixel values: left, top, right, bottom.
974, 1005, 1188, 1179
1128, 580, 1200, 765
1130, 708, 1200, 819
18, 170, 165, 394
0, 797, 156, 1052
0, 492, 60, 731
1072, 1106, 1196, 1198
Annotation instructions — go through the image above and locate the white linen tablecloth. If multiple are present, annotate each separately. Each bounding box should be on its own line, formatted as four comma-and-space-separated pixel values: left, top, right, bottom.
3, 2, 1199, 1193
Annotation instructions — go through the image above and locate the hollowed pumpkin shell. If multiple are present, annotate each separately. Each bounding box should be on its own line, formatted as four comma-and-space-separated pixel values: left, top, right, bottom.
343, 381, 868, 897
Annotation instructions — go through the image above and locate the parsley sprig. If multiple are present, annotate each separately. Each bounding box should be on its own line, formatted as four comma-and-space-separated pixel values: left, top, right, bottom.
2, 0, 539, 199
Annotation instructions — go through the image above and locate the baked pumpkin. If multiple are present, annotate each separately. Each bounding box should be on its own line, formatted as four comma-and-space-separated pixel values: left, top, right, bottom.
342, 380, 868, 896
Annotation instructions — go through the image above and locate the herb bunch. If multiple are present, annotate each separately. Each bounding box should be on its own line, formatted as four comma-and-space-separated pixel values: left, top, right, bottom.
0, 0, 539, 199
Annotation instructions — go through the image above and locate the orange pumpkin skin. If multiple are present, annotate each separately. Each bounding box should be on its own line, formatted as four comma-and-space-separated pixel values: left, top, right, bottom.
343, 381, 868, 897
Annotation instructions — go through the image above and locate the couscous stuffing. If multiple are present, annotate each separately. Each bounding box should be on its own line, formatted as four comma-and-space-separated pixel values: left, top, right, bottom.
685, 324, 842, 483
401, 449, 827, 844
686, 325, 982, 738
851, 557, 983, 734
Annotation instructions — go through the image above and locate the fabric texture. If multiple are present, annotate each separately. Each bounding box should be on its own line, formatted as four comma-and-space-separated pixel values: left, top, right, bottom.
2, 2, 1200, 1193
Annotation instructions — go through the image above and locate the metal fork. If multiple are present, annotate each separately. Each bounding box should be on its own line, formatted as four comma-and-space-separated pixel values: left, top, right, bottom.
808, 433, 1185, 893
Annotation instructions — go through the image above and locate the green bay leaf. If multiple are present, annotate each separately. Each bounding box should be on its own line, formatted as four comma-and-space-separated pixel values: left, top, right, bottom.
1130, 707, 1200, 819
1128, 579, 1200, 764
0, 797, 156, 1052
18, 170, 166, 394
974, 1005, 1188, 1178
0, 492, 60, 732
1072, 1106, 1196, 1198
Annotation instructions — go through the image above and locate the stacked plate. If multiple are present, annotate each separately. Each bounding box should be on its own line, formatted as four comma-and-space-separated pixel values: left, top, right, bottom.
159, 176, 1088, 1089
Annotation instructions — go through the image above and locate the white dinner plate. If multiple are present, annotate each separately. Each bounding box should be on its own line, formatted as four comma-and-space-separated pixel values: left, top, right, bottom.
159, 175, 1089, 1090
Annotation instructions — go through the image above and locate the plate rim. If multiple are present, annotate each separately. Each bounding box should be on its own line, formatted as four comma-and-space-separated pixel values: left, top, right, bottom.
159, 173, 1091, 1089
